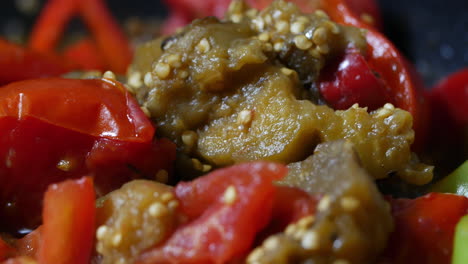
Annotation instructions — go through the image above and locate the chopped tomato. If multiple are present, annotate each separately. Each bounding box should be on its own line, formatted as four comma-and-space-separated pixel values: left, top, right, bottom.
0, 39, 72, 86
137, 162, 287, 264
38, 177, 95, 264
319, 49, 390, 110
0, 238, 14, 262
380, 193, 468, 264
0, 78, 175, 234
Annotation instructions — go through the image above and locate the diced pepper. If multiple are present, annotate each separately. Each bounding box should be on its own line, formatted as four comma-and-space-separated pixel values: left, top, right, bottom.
37, 177, 95, 264
0, 38, 72, 86
453, 215, 468, 264
380, 193, 468, 264
137, 162, 287, 264
432, 161, 468, 196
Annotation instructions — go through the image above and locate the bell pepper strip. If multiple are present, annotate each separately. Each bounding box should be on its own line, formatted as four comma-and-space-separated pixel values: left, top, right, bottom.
318, 48, 390, 110
431, 161, 468, 196
429, 68, 468, 125
37, 177, 95, 264
137, 162, 287, 264
63, 38, 107, 72
321, 0, 430, 148
0, 78, 175, 234
29, 0, 132, 74
0, 39, 72, 86
453, 215, 468, 264
379, 193, 468, 264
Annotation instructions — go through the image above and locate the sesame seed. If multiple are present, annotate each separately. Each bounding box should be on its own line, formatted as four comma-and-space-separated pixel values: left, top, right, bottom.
294, 35, 313, 50
202, 164, 212, 172
237, 109, 253, 126
296, 16, 310, 23
246, 248, 264, 263
246, 9, 258, 18
178, 70, 189, 79
301, 230, 319, 250
324, 21, 340, 34
275, 20, 289, 34
281, 67, 295, 76
223, 185, 237, 205
273, 42, 284, 52
128, 71, 142, 88
312, 27, 327, 45
168, 200, 179, 211
318, 195, 331, 211
308, 48, 321, 58
192, 158, 203, 171
290, 21, 306, 34
166, 54, 182, 68
197, 38, 211, 53
351, 103, 360, 109
181, 130, 198, 148
314, 9, 329, 19
375, 108, 392, 118
384, 103, 395, 110
144, 72, 153, 87
361, 13, 374, 25
231, 13, 243, 23
96, 225, 108, 240
155, 170, 169, 183
258, 32, 270, 42
148, 202, 168, 217
340, 196, 360, 211
112, 233, 122, 247
264, 14, 272, 24
263, 43, 273, 52
154, 62, 171, 79
103, 71, 116, 80
56, 159, 72, 171
296, 215, 315, 228
317, 44, 330, 54
161, 192, 174, 203
263, 236, 280, 250
252, 17, 265, 31
285, 223, 297, 235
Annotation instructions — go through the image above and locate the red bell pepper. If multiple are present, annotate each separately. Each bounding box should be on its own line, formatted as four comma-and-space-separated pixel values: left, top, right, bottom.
29, 0, 132, 74
63, 38, 107, 72
0, 39, 72, 86
38, 177, 95, 264
380, 193, 468, 264
137, 162, 287, 264
0, 238, 14, 262
0, 78, 175, 234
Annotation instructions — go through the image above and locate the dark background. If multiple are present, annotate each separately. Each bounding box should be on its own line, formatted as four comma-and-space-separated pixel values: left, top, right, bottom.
0, 0, 466, 86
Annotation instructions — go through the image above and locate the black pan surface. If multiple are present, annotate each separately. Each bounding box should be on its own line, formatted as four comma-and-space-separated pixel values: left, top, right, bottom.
0, 0, 466, 86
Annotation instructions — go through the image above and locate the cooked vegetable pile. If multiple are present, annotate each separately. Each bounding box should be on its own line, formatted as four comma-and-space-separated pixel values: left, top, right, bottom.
0, 0, 467, 264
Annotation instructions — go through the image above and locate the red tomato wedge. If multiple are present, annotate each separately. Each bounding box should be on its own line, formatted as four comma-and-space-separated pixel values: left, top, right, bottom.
38, 177, 95, 264
380, 193, 468, 264
0, 39, 72, 86
0, 78, 175, 234
137, 162, 287, 264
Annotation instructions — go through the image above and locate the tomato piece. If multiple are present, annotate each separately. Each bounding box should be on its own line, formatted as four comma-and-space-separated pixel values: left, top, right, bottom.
137, 162, 287, 264
37, 177, 95, 264
0, 39, 72, 86
0, 238, 14, 262
0, 78, 175, 234
63, 38, 107, 71
14, 228, 41, 259
380, 193, 468, 264
319, 49, 390, 110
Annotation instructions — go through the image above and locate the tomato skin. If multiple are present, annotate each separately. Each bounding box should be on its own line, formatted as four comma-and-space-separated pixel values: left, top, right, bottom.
380, 193, 468, 264
63, 38, 107, 71
0, 78, 175, 234
137, 162, 287, 264
37, 177, 95, 264
0, 39, 71, 86
319, 49, 390, 110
